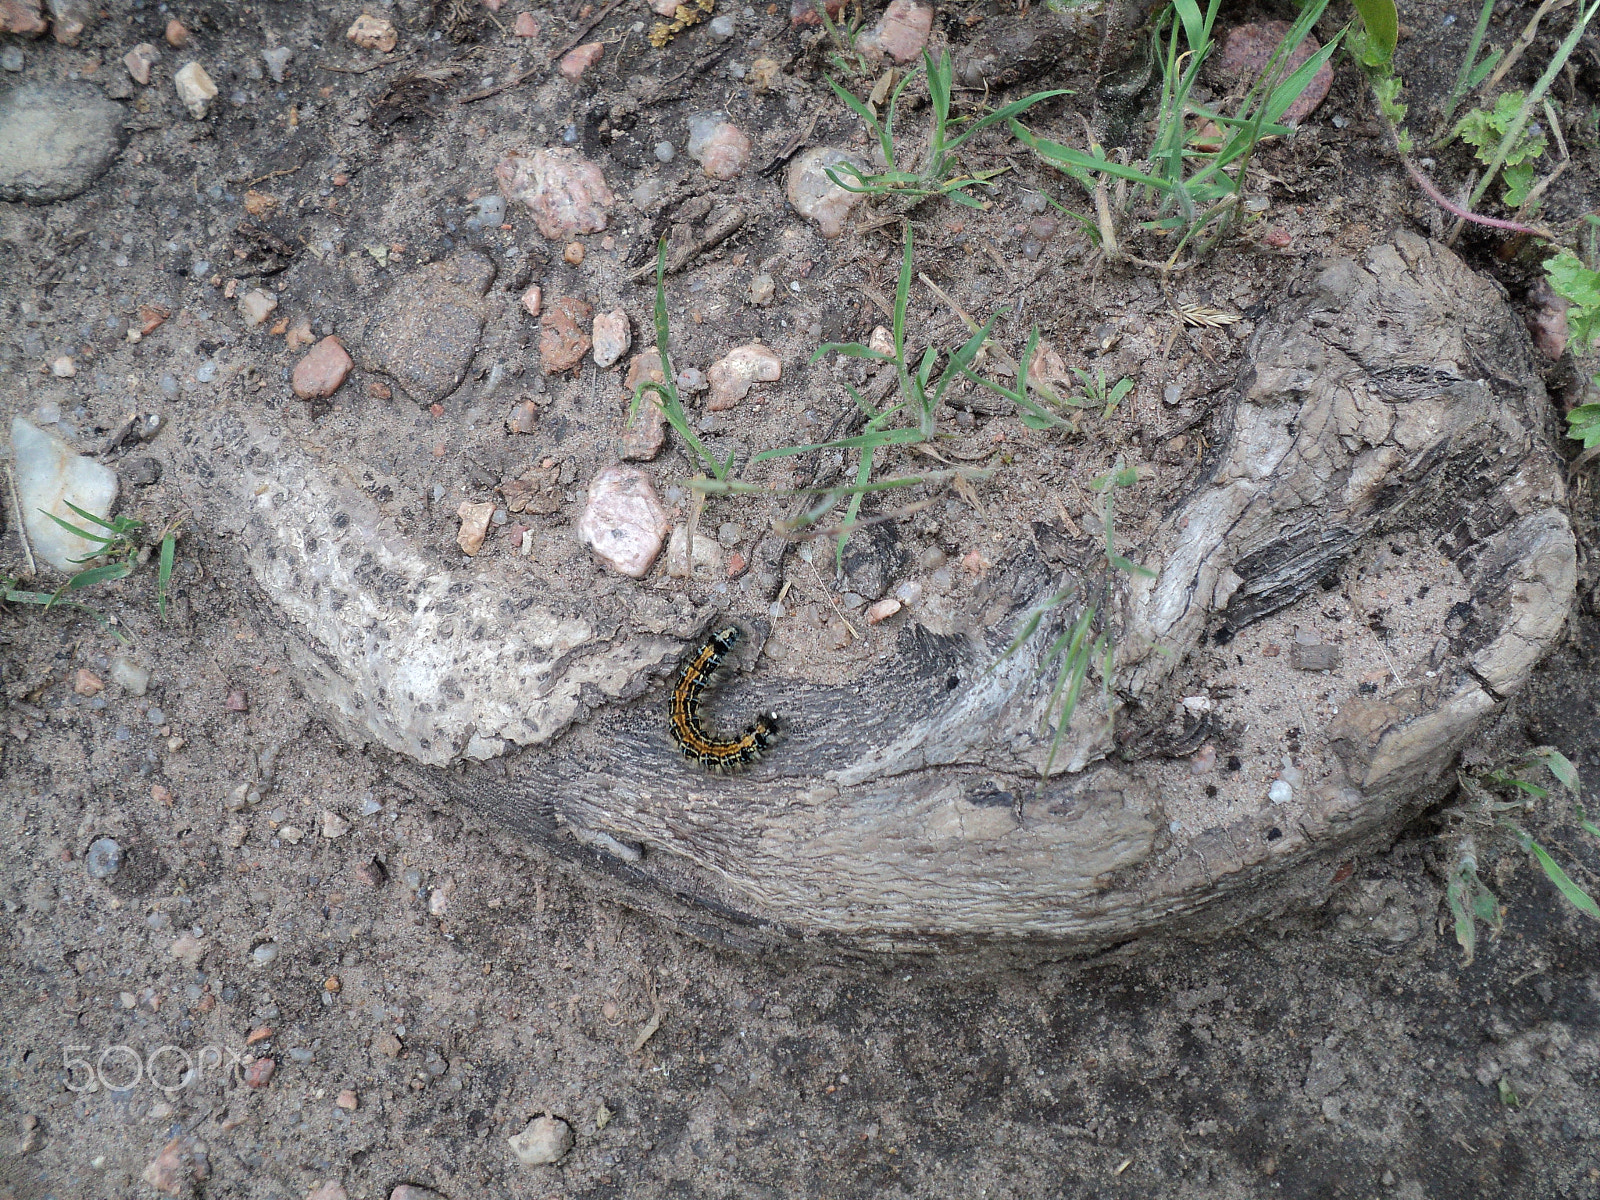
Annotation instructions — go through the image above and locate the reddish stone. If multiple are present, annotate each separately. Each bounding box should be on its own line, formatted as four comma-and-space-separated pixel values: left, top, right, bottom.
225, 689, 249, 712
0, 0, 48, 37
1216, 22, 1332, 125
514, 11, 538, 36
540, 296, 593, 372
558, 41, 602, 83
292, 336, 353, 400
244, 1057, 275, 1088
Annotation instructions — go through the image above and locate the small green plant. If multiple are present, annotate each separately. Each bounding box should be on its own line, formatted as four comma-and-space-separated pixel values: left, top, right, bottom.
1445, 747, 1599, 965
1431, 0, 1502, 137
1013, 0, 1340, 267
826, 48, 1067, 210
1068, 367, 1135, 418
1544, 247, 1600, 354
1568, 397, 1600, 451
810, 0, 874, 79
1454, 91, 1548, 207
994, 462, 1155, 781
1, 502, 183, 640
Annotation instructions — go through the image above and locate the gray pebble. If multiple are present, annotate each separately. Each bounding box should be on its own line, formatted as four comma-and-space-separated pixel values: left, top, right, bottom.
708, 13, 736, 40
0, 47, 22, 72
85, 837, 123, 879
654, 141, 675, 163
147, 707, 166, 725
195, 360, 218, 384
251, 942, 279, 966
288, 1047, 314, 1064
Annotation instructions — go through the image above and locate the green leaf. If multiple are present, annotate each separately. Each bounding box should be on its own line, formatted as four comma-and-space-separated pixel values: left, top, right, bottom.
1567, 403, 1600, 449
63, 561, 134, 591
158, 532, 176, 621
1497, 1076, 1520, 1107
1351, 0, 1398, 64
1533, 746, 1580, 793
1545, 252, 1600, 353
1502, 162, 1536, 208
1525, 837, 1600, 920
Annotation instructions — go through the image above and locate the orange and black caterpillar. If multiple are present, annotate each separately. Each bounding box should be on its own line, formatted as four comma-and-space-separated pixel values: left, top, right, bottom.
669, 625, 780, 773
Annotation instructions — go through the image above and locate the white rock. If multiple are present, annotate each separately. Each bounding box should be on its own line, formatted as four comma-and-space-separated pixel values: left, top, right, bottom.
173, 61, 217, 119
577, 464, 670, 578
109, 657, 149, 695
261, 46, 291, 83
465, 733, 505, 760
509, 1115, 574, 1166
319, 811, 351, 839
495, 147, 614, 240
666, 525, 723, 578
786, 147, 869, 238
237, 289, 278, 327
9, 417, 120, 572
427, 877, 455, 916
706, 344, 781, 412
591, 309, 631, 368
866, 597, 901, 624
868, 325, 894, 357
49, 355, 75, 377
1268, 779, 1293, 804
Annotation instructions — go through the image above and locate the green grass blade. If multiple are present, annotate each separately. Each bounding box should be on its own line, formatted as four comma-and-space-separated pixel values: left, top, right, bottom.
41, 509, 115, 546
944, 88, 1071, 153
1526, 839, 1600, 921
893, 224, 913, 354
64, 561, 134, 590
158, 532, 176, 621
1351, 0, 1397, 64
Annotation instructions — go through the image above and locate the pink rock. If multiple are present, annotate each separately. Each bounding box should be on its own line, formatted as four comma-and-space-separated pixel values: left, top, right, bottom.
856, 0, 932, 63
514, 11, 538, 36
520, 284, 543, 318
866, 597, 902, 624
540, 296, 593, 372
790, 0, 842, 25
558, 41, 603, 83
686, 111, 751, 180
142, 1135, 209, 1196
1525, 280, 1570, 360
123, 42, 160, 85
244, 1057, 276, 1088
47, 0, 90, 45
592, 309, 631, 368
578, 465, 671, 578
346, 13, 398, 52
620, 351, 667, 461
707, 344, 781, 411
456, 501, 494, 555
1215, 21, 1332, 125
786, 147, 869, 238
649, 0, 678, 13
495, 147, 615, 240
0, 0, 48, 37
291, 336, 353, 399
307, 1183, 350, 1200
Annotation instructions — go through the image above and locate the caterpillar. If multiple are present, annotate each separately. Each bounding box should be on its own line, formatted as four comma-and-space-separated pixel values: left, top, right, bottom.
669, 625, 781, 773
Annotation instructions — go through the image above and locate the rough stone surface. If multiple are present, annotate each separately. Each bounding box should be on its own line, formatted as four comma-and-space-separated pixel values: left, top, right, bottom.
513, 11, 537, 35
707, 344, 781, 411
123, 42, 159, 84
346, 13, 397, 52
238, 289, 278, 327
786, 147, 868, 238
539, 296, 592, 372
173, 61, 216, 119
456, 500, 493, 556
0, 0, 47, 37
856, 0, 933, 62
620, 351, 667, 460
577, 465, 669, 578
591, 308, 631, 368
495, 147, 614, 240
666, 525, 722, 578
1215, 21, 1332, 125
685, 111, 751, 180
291, 336, 353, 400
558, 41, 602, 82
359, 251, 495, 404
0, 83, 125, 203
46, 0, 89, 44
10, 416, 119, 572
508, 1114, 574, 1166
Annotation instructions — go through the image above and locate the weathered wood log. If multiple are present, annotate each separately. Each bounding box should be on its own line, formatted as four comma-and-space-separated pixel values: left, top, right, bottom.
173, 232, 1574, 959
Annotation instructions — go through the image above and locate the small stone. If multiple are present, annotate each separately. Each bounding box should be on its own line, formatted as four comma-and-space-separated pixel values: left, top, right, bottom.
169, 932, 204, 968
856, 0, 932, 62
1262, 225, 1293, 249
109, 657, 149, 695
868, 326, 894, 357
578, 464, 670, 578
238, 289, 278, 327
359, 251, 495, 404
866, 597, 901, 624
285, 317, 316, 349
666, 525, 723, 578
336, 1089, 359, 1111
163, 17, 188, 47
374, 1032, 403, 1059
225, 688, 248, 711
539, 295, 593, 372
1269, 779, 1294, 804
0, 1, 46, 38
0, 83, 126, 203
558, 41, 602, 82
456, 500, 494, 555
142, 1135, 208, 1197
389, 1188, 446, 1200
244, 1057, 275, 1088
355, 858, 387, 887
686, 111, 751, 180
44, 0, 90, 45
708, 12, 736, 39
496, 147, 614, 240
1525, 280, 1569, 360
519, 284, 543, 318
592, 309, 631, 368
0, 45, 25, 70
653, 140, 675, 163
563, 240, 585, 265
786, 147, 869, 238
320, 811, 351, 839
1190, 744, 1217, 774
279, 824, 304, 844
1290, 642, 1342, 671
252, 941, 279, 966
514, 11, 538, 36
289, 335, 353, 400
707, 344, 781, 411
85, 837, 122, 879
507, 400, 538, 435
173, 62, 217, 119
1216, 22, 1332, 125
245, 1025, 272, 1045
509, 1114, 575, 1166
346, 13, 398, 53
306, 1183, 348, 1200
73, 668, 104, 696
261, 46, 292, 83
749, 57, 780, 91
49, 355, 76, 377
749, 273, 775, 306
123, 42, 159, 85
427, 877, 455, 915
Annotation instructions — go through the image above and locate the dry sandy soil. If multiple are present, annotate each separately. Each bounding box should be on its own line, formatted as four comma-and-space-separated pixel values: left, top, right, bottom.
2, 0, 1599, 1196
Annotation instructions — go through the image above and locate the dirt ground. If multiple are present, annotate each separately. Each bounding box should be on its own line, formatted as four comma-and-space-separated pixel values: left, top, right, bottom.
2, 0, 1600, 1195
